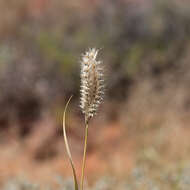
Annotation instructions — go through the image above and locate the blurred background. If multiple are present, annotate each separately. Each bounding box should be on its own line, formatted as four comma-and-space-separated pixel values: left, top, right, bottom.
1, 0, 190, 189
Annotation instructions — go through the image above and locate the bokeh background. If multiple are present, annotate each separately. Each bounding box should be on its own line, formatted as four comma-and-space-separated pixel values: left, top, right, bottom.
1, 0, 190, 189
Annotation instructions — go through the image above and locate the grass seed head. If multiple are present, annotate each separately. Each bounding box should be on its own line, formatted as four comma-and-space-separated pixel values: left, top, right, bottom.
80, 48, 104, 123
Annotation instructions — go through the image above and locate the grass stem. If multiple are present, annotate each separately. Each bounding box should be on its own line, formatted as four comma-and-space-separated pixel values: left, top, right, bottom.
63, 96, 78, 190
80, 121, 89, 190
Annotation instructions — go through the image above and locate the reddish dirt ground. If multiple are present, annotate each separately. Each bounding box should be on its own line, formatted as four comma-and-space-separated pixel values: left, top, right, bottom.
0, 119, 135, 186
1, 113, 190, 187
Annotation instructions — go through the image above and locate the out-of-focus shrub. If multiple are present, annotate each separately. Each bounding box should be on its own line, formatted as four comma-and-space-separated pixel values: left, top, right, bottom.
0, 0, 190, 129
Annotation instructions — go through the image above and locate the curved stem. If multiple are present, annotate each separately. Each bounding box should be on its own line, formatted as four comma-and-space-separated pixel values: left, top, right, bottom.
80, 121, 89, 190
63, 96, 78, 190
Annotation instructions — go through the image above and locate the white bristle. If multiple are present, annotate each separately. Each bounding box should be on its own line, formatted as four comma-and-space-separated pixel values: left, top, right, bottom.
80, 48, 105, 123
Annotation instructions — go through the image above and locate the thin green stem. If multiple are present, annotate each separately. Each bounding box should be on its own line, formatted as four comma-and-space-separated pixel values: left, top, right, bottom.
80, 121, 89, 190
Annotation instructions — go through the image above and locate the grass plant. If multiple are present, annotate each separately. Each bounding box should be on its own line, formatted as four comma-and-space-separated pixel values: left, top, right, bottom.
63, 48, 105, 190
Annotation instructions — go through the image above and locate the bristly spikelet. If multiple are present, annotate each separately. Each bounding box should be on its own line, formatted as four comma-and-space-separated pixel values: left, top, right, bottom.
80, 48, 104, 124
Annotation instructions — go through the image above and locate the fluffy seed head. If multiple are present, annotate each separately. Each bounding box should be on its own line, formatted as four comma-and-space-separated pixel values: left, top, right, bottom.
80, 48, 104, 123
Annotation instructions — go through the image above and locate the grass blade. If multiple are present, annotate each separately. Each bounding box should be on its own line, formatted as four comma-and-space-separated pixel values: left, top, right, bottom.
63, 95, 79, 190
